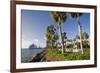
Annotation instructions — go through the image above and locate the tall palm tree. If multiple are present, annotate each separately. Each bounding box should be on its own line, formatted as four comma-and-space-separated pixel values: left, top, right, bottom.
46, 25, 58, 48
51, 11, 67, 54
46, 25, 54, 47
69, 13, 84, 54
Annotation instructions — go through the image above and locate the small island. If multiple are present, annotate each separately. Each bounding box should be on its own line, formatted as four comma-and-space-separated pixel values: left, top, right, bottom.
29, 43, 42, 49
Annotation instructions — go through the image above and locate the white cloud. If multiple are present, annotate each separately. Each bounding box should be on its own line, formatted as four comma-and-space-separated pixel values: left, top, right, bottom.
22, 38, 32, 48
44, 37, 47, 40
34, 39, 38, 42
33, 38, 46, 48
33, 39, 39, 47
22, 38, 46, 48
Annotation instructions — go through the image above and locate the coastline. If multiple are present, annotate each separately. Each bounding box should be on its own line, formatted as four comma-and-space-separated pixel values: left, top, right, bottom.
30, 49, 46, 62
30, 48, 90, 62
21, 48, 45, 63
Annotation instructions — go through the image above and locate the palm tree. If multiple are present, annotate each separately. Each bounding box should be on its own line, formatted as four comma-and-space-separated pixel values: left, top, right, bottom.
46, 25, 58, 48
73, 35, 80, 49
81, 32, 89, 40
69, 13, 84, 54
46, 25, 54, 47
61, 32, 67, 49
51, 11, 67, 54
81, 32, 89, 48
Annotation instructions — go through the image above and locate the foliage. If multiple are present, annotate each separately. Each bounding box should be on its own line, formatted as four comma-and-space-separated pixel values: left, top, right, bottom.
63, 48, 90, 60
44, 48, 90, 61
46, 25, 58, 48
68, 13, 82, 19
69, 12, 84, 54
81, 32, 89, 40
51, 11, 67, 54
51, 12, 67, 24
73, 32, 90, 48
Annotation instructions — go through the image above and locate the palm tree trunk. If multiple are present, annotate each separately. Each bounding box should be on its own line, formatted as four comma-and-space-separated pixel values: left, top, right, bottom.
77, 13, 84, 54
59, 24, 64, 54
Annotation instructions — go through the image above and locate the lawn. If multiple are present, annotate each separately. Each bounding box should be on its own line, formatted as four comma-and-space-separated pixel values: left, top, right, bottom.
43, 48, 90, 61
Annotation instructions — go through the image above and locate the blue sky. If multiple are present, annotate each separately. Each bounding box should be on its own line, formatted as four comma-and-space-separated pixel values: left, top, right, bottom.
21, 10, 90, 48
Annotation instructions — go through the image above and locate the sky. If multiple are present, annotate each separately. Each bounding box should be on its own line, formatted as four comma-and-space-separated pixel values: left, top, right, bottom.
21, 9, 90, 48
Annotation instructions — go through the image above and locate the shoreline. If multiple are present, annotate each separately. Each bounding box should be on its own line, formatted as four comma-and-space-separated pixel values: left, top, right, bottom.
30, 49, 46, 62
22, 48, 90, 63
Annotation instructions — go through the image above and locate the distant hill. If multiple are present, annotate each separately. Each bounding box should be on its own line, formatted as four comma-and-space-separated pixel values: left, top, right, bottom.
29, 44, 37, 49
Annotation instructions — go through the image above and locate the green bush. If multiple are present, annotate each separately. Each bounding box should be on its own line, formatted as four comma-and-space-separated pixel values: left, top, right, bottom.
44, 48, 90, 61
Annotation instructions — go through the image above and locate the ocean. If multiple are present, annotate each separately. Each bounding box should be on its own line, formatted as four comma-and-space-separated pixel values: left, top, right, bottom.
21, 48, 44, 62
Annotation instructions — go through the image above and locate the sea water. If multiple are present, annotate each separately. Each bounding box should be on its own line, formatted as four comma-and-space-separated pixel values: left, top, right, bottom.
21, 48, 44, 62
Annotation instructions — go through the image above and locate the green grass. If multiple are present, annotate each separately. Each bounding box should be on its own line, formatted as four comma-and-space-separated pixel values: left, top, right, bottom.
63, 48, 90, 60
44, 48, 90, 61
